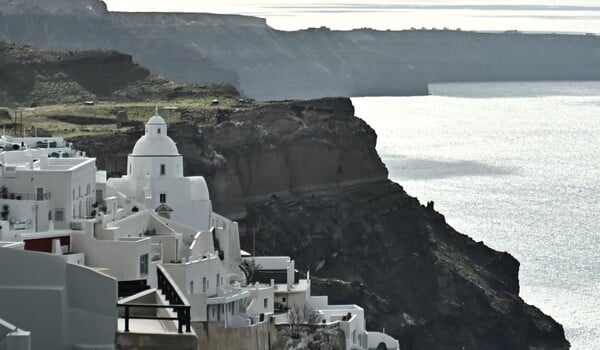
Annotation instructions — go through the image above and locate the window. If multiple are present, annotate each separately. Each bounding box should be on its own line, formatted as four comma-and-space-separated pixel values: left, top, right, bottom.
217, 273, 220, 288
36, 187, 43, 201
72, 188, 75, 200
78, 185, 81, 198
160, 164, 165, 176
203, 277, 207, 293
190, 281, 194, 294
86, 184, 90, 195
55, 209, 64, 221
264, 298, 268, 309
157, 128, 161, 134
140, 254, 149, 275
160, 193, 166, 203
48, 211, 52, 221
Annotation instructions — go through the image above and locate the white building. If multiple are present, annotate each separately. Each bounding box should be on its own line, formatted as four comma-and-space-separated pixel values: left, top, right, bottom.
0, 148, 96, 234
108, 115, 211, 231
0, 135, 82, 159
0, 246, 116, 350
0, 113, 400, 350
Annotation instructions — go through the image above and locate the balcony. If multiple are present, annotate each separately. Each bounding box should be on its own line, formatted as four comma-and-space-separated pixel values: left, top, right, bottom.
207, 283, 250, 304
0, 192, 51, 201
117, 265, 192, 334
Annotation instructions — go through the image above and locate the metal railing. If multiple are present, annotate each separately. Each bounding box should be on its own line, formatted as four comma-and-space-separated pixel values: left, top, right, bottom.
116, 303, 191, 334
117, 265, 191, 333
157, 264, 187, 308
0, 192, 51, 201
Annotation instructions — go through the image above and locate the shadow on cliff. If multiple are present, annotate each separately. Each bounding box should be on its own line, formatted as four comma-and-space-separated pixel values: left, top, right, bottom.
71, 97, 570, 350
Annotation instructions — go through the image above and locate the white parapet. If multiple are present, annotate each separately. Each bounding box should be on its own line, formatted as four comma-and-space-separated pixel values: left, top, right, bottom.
364, 330, 400, 350
0, 317, 31, 350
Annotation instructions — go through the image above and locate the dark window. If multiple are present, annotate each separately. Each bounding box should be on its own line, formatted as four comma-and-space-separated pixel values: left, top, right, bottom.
140, 254, 149, 275
160, 164, 165, 175
160, 193, 166, 203
264, 298, 268, 309
157, 128, 161, 134
36, 187, 44, 201
55, 209, 64, 221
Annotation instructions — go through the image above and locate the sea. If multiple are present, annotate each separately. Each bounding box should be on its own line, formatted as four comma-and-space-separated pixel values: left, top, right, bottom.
103, 1, 600, 348
353, 82, 600, 350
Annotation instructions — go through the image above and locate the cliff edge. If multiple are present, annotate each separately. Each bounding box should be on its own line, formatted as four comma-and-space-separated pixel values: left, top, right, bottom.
0, 42, 568, 349
2, 0, 600, 100
70, 97, 570, 350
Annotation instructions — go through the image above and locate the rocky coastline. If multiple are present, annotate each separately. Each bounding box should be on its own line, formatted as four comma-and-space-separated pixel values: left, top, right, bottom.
0, 41, 571, 349
1, 0, 600, 100
70, 97, 570, 350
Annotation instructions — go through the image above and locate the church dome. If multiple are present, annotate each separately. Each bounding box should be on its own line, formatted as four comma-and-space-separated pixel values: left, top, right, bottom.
147, 115, 167, 126
131, 114, 180, 156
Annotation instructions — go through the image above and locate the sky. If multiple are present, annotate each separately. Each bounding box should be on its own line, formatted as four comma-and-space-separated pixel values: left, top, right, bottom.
102, 0, 600, 33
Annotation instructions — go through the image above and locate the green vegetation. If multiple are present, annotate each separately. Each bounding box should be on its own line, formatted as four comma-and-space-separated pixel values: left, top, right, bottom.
0, 42, 245, 137
1, 98, 245, 138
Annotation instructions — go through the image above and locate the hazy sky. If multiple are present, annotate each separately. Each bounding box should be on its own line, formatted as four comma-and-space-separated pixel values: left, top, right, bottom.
103, 0, 600, 9
102, 0, 600, 33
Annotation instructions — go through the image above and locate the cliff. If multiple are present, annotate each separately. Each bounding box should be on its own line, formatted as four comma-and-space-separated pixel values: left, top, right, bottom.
0, 41, 239, 106
68, 97, 570, 350
0, 41, 569, 349
1, 0, 600, 100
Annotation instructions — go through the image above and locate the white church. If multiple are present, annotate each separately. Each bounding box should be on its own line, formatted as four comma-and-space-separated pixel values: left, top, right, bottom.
108, 115, 212, 231
0, 113, 399, 350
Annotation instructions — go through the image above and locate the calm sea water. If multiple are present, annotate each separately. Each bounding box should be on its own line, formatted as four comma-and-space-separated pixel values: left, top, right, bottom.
353, 81, 600, 350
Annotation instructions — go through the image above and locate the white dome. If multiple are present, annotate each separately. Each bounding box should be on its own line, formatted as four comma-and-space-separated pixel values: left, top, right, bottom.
147, 115, 167, 126
131, 135, 179, 156
131, 114, 180, 156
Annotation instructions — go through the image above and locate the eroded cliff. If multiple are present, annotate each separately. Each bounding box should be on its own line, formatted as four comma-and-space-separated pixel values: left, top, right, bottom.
69, 97, 569, 350
0, 41, 239, 106
3, 41, 568, 349
2, 0, 600, 101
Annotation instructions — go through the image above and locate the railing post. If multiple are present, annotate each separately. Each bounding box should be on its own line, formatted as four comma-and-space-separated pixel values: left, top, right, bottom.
185, 307, 191, 333
177, 307, 183, 334
124, 305, 130, 332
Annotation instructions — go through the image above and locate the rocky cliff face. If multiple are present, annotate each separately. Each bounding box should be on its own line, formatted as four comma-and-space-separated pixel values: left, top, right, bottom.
2, 0, 600, 100
0, 42, 238, 106
1, 0, 429, 99
69, 97, 570, 350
